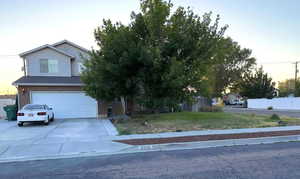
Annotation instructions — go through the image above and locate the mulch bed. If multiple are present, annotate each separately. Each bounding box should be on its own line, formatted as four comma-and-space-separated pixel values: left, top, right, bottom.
114, 130, 300, 145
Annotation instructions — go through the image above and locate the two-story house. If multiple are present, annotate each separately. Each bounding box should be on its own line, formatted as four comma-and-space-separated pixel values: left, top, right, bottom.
12, 40, 117, 119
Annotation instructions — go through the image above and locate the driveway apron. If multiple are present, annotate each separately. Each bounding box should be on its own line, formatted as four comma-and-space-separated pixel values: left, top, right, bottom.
0, 118, 129, 161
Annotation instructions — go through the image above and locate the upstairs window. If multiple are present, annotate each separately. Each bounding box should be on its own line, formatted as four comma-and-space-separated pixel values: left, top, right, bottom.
40, 59, 58, 73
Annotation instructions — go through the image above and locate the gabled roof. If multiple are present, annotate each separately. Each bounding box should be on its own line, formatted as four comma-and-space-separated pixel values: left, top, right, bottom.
19, 44, 75, 58
52, 39, 89, 53
12, 76, 83, 86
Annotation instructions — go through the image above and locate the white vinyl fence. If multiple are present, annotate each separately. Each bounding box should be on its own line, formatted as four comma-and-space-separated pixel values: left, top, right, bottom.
0, 99, 15, 119
248, 97, 300, 110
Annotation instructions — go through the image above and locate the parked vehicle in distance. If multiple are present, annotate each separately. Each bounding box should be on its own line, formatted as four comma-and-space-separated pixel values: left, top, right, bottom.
233, 99, 244, 105
223, 94, 244, 105
17, 104, 54, 126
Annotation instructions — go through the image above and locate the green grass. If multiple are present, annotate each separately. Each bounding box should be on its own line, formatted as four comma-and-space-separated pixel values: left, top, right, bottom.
114, 112, 300, 135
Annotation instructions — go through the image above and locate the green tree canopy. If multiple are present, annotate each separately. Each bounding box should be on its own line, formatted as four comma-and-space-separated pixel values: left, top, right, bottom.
81, 0, 228, 112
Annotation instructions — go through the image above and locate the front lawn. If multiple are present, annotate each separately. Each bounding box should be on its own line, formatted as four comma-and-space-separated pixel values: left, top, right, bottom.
114, 112, 300, 135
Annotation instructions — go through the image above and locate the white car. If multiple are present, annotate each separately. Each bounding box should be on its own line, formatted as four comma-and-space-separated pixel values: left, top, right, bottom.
17, 104, 54, 127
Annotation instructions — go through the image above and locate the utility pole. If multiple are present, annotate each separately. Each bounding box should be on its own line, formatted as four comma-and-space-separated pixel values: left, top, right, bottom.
294, 61, 300, 94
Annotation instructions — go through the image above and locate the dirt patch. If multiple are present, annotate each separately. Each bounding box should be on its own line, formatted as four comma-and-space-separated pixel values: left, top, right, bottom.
115, 130, 300, 145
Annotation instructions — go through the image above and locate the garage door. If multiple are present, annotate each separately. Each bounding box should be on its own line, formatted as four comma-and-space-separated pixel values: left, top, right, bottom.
31, 91, 97, 119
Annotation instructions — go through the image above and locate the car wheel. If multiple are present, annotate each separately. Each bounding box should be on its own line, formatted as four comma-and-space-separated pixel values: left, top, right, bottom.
18, 122, 23, 127
50, 114, 54, 122
44, 117, 49, 125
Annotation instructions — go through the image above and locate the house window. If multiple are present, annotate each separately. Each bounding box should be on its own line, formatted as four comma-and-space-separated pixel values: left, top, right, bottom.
40, 59, 48, 73
40, 59, 58, 73
78, 62, 86, 73
48, 59, 58, 73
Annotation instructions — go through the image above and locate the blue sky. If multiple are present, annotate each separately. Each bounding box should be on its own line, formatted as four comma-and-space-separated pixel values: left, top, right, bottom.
0, 0, 299, 93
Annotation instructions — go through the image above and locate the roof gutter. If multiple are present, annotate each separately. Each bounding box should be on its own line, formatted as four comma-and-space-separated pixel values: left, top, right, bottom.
12, 83, 85, 87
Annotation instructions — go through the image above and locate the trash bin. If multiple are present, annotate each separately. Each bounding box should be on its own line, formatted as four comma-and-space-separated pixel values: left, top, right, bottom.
3, 105, 17, 121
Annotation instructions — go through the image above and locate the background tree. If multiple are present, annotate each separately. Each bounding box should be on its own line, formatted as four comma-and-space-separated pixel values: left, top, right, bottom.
232, 67, 277, 99
278, 79, 295, 97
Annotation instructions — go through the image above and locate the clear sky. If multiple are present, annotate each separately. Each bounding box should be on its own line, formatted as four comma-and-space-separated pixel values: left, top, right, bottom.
0, 0, 299, 94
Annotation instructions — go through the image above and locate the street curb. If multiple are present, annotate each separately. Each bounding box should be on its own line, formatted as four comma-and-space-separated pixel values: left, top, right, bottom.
101, 119, 119, 136
108, 125, 300, 140
1, 134, 300, 164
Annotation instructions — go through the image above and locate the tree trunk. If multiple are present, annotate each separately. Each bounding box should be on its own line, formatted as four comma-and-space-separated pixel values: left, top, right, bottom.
126, 98, 134, 116
120, 96, 126, 115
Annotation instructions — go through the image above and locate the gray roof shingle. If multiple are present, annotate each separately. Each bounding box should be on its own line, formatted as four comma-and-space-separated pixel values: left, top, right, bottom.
12, 76, 84, 86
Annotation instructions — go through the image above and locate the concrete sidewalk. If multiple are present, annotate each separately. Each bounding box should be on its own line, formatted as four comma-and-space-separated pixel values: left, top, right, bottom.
2, 124, 300, 163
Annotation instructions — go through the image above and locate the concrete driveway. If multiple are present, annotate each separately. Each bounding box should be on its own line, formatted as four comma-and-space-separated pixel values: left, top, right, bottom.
0, 118, 130, 162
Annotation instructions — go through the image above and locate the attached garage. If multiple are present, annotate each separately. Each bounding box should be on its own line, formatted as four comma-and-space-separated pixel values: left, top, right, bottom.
31, 91, 98, 119
13, 76, 116, 119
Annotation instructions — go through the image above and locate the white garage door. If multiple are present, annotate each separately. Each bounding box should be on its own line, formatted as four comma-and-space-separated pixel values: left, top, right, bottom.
31, 91, 97, 119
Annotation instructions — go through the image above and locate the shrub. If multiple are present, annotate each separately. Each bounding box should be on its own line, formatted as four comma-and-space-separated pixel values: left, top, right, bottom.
214, 106, 224, 112
199, 106, 210, 112
119, 129, 132, 135
199, 106, 223, 112
110, 115, 130, 124
270, 114, 280, 120
278, 120, 288, 126
267, 106, 273, 110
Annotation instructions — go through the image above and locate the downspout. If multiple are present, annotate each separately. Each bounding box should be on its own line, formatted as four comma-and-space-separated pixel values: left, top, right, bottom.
19, 57, 25, 109
16, 86, 20, 110
22, 57, 26, 76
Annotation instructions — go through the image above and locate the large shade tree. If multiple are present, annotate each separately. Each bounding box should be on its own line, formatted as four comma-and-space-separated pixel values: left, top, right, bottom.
81, 0, 228, 113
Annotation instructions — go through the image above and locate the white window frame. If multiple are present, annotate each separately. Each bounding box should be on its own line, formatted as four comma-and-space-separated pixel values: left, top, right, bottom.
40, 59, 58, 73
40, 59, 48, 73
78, 62, 86, 73
48, 59, 58, 73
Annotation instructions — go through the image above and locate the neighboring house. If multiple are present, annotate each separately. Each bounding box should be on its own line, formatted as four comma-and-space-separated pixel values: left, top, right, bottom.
13, 40, 122, 119
0, 95, 16, 119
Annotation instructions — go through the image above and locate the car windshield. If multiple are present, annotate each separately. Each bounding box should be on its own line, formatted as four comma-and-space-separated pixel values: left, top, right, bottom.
23, 105, 45, 110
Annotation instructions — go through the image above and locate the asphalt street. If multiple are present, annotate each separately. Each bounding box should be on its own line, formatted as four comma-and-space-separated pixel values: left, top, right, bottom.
1, 141, 300, 178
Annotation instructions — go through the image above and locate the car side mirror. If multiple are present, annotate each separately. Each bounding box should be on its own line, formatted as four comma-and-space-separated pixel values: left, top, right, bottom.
49, 108, 53, 110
